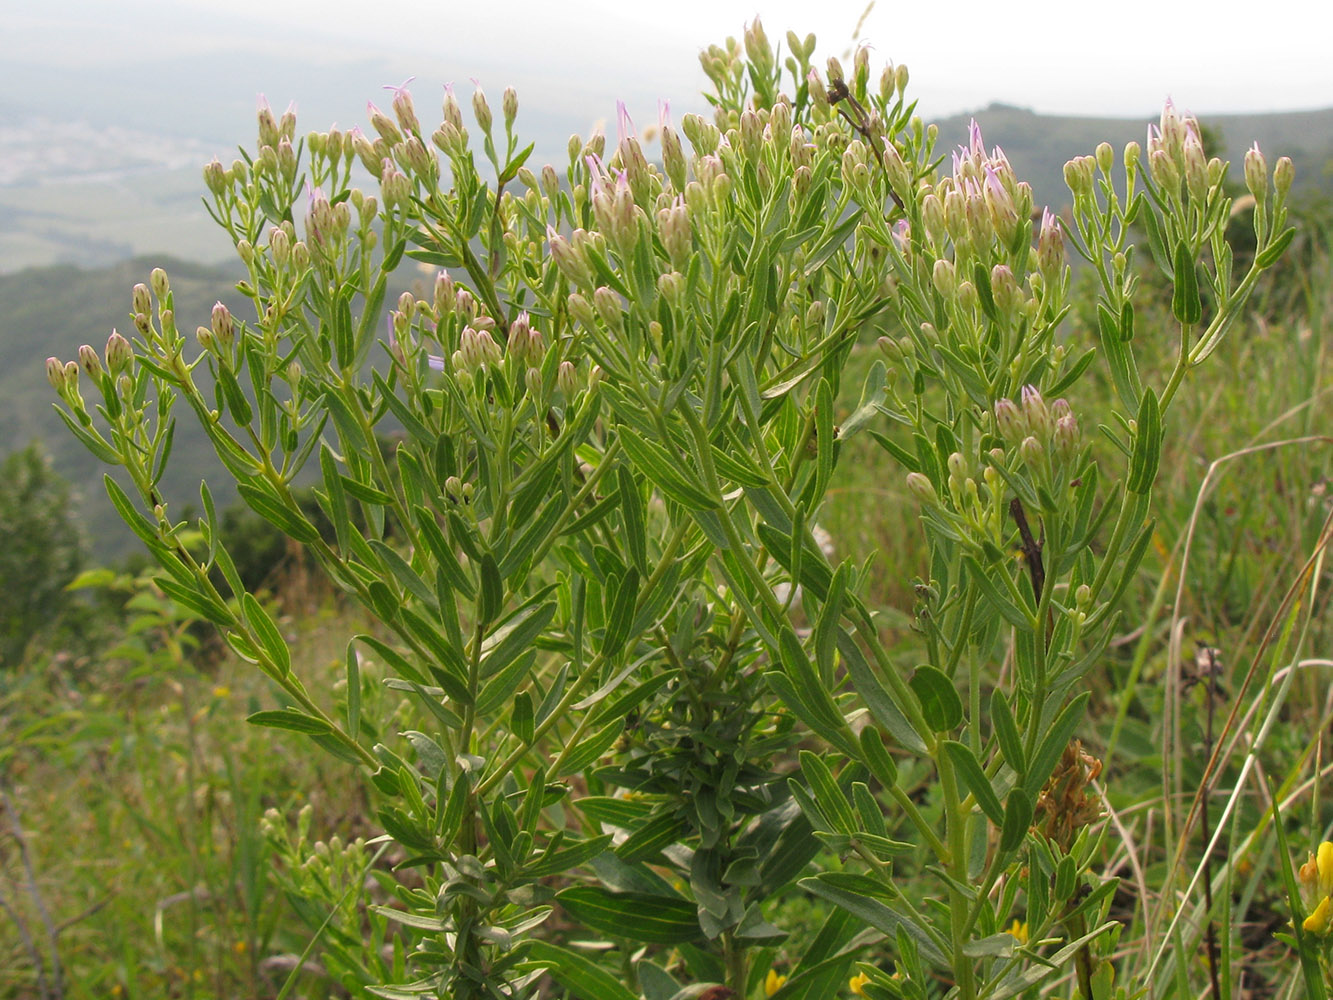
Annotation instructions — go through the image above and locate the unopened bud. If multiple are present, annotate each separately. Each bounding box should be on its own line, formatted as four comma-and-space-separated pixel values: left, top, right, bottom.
132, 283, 152, 319
906, 471, 941, 509
150, 268, 170, 300
45, 356, 66, 392
1020, 385, 1051, 440
105, 330, 132, 374
502, 86, 518, 129
567, 292, 595, 327
1274, 156, 1294, 200
593, 286, 623, 333
1095, 142, 1114, 177
932, 258, 957, 298
366, 101, 402, 145
1054, 412, 1080, 460
557, 360, 579, 397
203, 157, 228, 196
990, 264, 1020, 318
211, 301, 235, 348
1019, 435, 1044, 468
994, 397, 1022, 442
472, 86, 492, 133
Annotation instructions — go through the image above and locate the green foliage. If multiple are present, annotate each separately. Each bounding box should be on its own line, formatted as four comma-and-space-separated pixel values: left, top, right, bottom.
0, 441, 84, 667
38, 16, 1313, 1000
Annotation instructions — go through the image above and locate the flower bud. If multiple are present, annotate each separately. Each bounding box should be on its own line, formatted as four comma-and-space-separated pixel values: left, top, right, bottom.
548, 226, 592, 287
991, 265, 1021, 318
1054, 411, 1080, 460
366, 101, 402, 145
894, 64, 909, 95
1019, 435, 1044, 468
211, 301, 235, 348
203, 157, 228, 196
932, 258, 957, 298
45, 356, 66, 392
1037, 208, 1064, 282
105, 330, 132, 374
442, 85, 463, 131
557, 359, 579, 397
1182, 129, 1208, 202
593, 286, 624, 333
1274, 156, 1294, 200
150, 268, 170, 300
524, 366, 542, 399
1075, 584, 1092, 610
502, 86, 518, 129
657, 270, 684, 306
132, 283, 152, 319
476, 329, 502, 368
472, 85, 493, 133
1020, 385, 1051, 440
906, 472, 941, 509
567, 292, 596, 327
63, 360, 80, 390
1095, 141, 1114, 177
994, 397, 1022, 441
1149, 149, 1179, 196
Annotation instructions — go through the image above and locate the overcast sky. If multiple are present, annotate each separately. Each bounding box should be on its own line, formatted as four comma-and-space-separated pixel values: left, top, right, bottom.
5, 0, 1331, 150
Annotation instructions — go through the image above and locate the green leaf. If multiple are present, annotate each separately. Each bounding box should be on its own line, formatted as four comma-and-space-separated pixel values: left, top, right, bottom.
236, 483, 321, 543
857, 726, 898, 789
412, 506, 474, 599
481, 600, 555, 679
1096, 301, 1142, 412
1255, 226, 1296, 269
838, 632, 927, 754
941, 740, 1004, 826
800, 874, 946, 965
798, 750, 857, 836
555, 887, 704, 944
477, 552, 504, 627
617, 813, 690, 863
247, 709, 333, 735
999, 789, 1032, 853
476, 650, 537, 717
154, 576, 232, 625
345, 642, 362, 742
557, 719, 623, 776
511, 692, 534, 745
520, 940, 638, 1000
1023, 691, 1091, 798
601, 566, 639, 660
242, 593, 291, 676
1170, 239, 1202, 325
1127, 385, 1161, 494
990, 690, 1025, 776
524, 834, 614, 879
617, 465, 648, 574
617, 427, 719, 510
909, 666, 962, 732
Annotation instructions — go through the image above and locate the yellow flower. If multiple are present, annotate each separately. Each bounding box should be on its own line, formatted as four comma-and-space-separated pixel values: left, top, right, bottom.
1318, 841, 1333, 897
1007, 919, 1029, 945
765, 970, 788, 997
1304, 895, 1332, 936
849, 972, 871, 996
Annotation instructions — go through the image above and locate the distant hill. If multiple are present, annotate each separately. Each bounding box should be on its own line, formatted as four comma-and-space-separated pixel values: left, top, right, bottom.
931, 103, 1333, 214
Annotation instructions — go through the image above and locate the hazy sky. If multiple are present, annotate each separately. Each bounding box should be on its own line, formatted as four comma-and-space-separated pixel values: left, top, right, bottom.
11, 0, 1332, 121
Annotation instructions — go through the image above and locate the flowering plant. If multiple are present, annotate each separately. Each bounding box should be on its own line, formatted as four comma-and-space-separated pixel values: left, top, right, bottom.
48, 20, 1293, 1000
